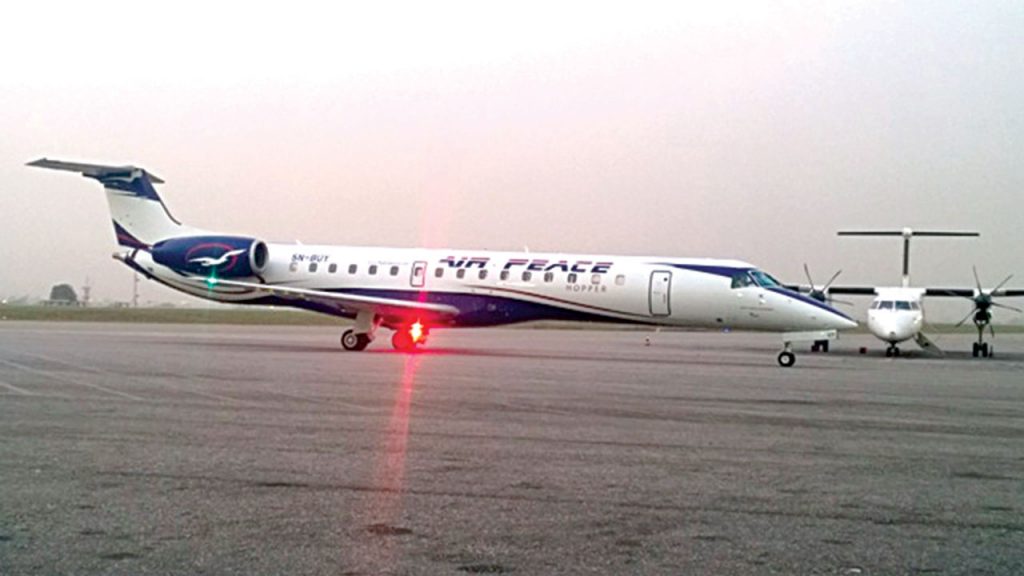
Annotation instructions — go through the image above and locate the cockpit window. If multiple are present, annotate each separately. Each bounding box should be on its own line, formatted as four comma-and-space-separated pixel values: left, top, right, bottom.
749, 270, 781, 288
910, 302, 921, 310
879, 301, 894, 310
731, 272, 755, 289
895, 301, 912, 311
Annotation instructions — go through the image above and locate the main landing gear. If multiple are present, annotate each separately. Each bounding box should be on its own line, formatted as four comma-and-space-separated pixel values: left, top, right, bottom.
338, 312, 430, 353
341, 329, 371, 351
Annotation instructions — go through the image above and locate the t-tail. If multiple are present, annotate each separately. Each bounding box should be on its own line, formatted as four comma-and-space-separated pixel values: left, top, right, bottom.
27, 158, 197, 248
27, 158, 269, 284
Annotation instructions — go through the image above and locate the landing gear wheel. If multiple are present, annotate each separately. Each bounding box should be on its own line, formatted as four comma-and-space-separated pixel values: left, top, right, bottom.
341, 329, 370, 351
972, 342, 979, 357
981, 342, 990, 358
391, 330, 415, 351
885, 345, 900, 358
777, 351, 796, 368
820, 340, 830, 353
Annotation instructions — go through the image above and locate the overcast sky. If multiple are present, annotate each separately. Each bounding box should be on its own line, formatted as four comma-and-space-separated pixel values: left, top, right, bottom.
1, 1, 1022, 320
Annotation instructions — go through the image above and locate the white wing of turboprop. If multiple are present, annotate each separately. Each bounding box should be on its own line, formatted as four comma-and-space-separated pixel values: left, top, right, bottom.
185, 277, 460, 321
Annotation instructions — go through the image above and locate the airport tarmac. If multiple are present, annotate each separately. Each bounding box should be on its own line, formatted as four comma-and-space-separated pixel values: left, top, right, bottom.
1, 321, 1022, 575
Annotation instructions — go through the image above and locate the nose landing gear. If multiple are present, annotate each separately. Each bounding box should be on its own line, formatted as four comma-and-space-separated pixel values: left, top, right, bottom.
884, 345, 901, 357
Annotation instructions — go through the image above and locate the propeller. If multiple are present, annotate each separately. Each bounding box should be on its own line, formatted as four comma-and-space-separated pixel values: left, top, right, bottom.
952, 266, 1023, 338
803, 264, 851, 306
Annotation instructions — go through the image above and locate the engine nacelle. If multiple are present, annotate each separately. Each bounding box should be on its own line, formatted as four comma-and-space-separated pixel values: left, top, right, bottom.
151, 235, 269, 278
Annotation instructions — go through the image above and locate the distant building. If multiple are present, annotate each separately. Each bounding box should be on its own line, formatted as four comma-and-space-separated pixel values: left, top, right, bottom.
45, 283, 82, 307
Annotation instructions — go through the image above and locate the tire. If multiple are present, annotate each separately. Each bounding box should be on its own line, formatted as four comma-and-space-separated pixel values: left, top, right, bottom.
777, 351, 796, 368
972, 342, 980, 358
341, 329, 369, 351
392, 330, 415, 351
981, 343, 990, 358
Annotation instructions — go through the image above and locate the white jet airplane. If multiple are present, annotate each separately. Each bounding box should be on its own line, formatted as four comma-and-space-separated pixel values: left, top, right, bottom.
807, 229, 1024, 358
28, 158, 856, 366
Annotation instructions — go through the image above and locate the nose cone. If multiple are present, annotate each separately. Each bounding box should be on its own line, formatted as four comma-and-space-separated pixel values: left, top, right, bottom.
782, 289, 857, 330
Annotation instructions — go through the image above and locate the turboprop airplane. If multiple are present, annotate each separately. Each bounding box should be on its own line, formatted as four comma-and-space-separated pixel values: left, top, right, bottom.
803, 229, 1024, 358
28, 158, 856, 367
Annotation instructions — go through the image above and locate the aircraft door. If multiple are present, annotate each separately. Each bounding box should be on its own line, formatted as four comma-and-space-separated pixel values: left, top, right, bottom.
649, 271, 672, 316
410, 261, 427, 288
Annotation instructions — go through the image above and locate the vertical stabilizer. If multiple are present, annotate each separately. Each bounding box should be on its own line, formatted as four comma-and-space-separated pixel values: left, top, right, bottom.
27, 158, 198, 248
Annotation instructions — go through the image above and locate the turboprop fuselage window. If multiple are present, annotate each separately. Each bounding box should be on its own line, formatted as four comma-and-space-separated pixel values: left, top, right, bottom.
328, 263, 337, 274
309, 262, 318, 273
348, 264, 357, 274
369, 265, 378, 275
500, 270, 510, 281
435, 267, 444, 278
390, 266, 399, 276
457, 269, 466, 279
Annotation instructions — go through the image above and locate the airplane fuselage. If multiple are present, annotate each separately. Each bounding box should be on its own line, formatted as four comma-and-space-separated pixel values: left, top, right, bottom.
866, 287, 925, 346
125, 244, 855, 334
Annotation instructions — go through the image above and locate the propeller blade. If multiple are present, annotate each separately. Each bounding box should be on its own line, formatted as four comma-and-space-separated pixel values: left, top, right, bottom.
803, 263, 815, 288
992, 301, 1023, 313
973, 265, 983, 293
822, 269, 843, 292
992, 273, 1014, 294
990, 323, 996, 338
954, 308, 976, 329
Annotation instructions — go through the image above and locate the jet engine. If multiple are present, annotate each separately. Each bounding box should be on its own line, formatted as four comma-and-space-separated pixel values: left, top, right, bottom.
151, 235, 269, 278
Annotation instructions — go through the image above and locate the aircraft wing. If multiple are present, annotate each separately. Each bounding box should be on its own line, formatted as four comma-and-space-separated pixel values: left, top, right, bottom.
185, 277, 460, 321
825, 286, 878, 296
924, 288, 1024, 298
785, 285, 878, 296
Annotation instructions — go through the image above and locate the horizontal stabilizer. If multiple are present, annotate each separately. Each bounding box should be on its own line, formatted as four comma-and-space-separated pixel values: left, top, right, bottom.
838, 230, 978, 238
27, 158, 164, 184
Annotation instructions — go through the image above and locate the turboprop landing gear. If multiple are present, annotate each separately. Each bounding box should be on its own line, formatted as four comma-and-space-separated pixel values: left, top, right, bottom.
972, 341, 991, 358
885, 345, 901, 357
810, 340, 830, 353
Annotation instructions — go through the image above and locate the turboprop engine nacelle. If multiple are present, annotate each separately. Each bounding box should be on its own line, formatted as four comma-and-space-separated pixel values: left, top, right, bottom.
151, 235, 269, 278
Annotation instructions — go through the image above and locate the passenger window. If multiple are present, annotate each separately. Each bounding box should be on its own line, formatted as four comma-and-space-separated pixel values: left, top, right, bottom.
567, 273, 577, 284
435, 267, 444, 278
390, 266, 399, 276
522, 271, 532, 281
309, 262, 318, 273
500, 270, 510, 281
328, 263, 337, 274
369, 265, 378, 275
457, 269, 466, 279
591, 274, 601, 285
348, 264, 357, 274
544, 272, 554, 283
615, 274, 625, 286
479, 270, 488, 280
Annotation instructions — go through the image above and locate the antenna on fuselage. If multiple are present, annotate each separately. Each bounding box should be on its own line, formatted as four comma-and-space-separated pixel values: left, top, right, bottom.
838, 228, 979, 287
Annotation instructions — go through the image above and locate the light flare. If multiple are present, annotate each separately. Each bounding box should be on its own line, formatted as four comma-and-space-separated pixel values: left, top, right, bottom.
409, 321, 424, 343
